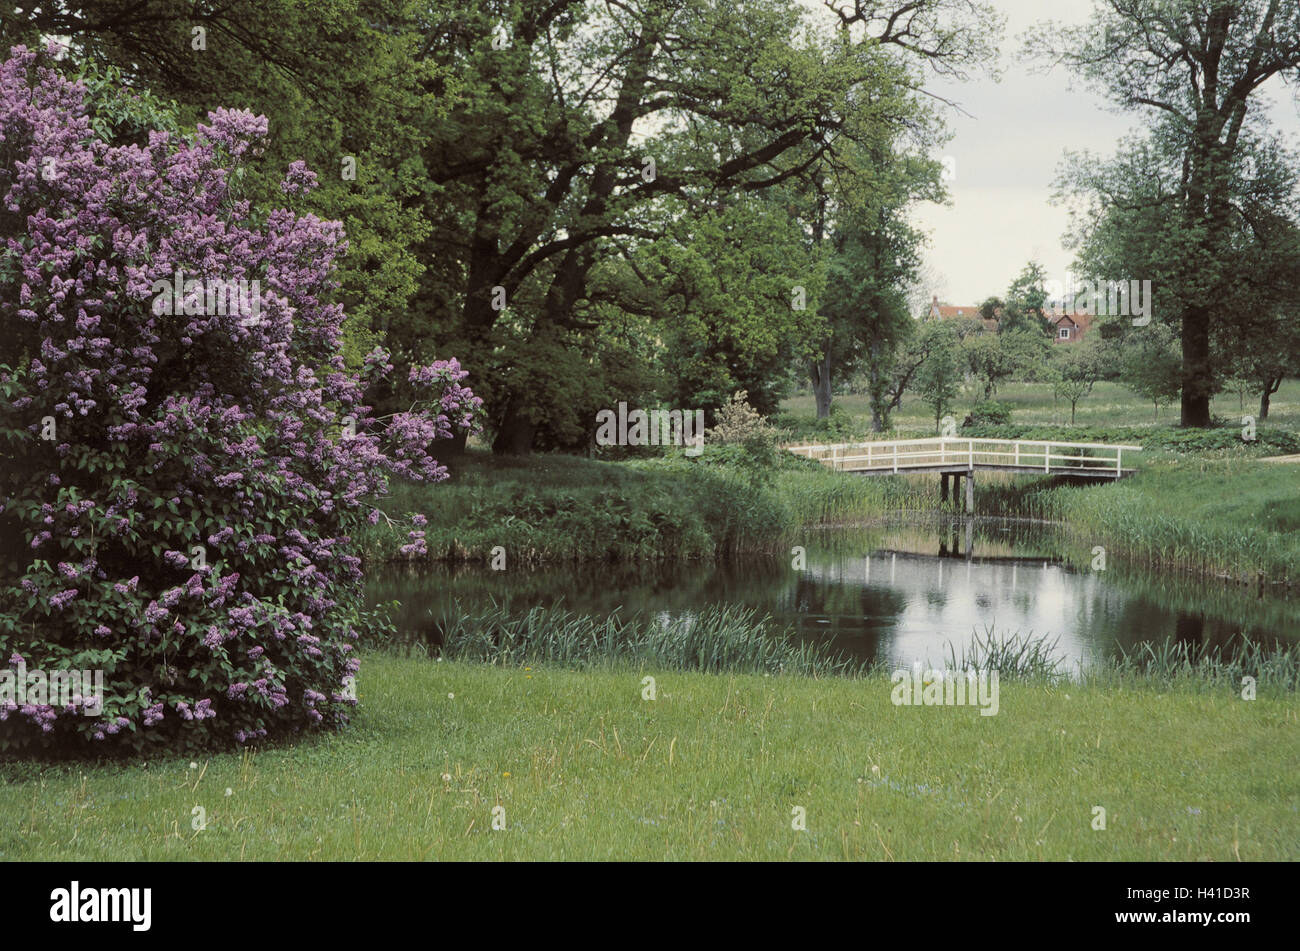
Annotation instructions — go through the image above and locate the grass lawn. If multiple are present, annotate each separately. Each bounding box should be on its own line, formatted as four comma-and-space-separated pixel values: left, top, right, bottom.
780, 379, 1300, 433
3, 654, 1296, 861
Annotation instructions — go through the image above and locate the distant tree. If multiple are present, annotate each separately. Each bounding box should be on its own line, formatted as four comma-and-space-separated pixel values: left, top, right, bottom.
1051, 340, 1105, 424
875, 318, 941, 430
917, 325, 963, 433
1121, 325, 1184, 421
1033, 0, 1300, 426
978, 296, 1004, 324
1000, 262, 1052, 336
1217, 267, 1300, 421
963, 328, 1045, 398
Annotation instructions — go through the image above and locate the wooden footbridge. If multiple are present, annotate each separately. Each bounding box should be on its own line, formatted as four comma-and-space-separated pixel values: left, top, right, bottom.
787, 437, 1142, 513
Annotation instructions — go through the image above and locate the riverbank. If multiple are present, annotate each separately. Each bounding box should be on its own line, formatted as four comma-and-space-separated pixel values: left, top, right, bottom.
359, 439, 1300, 586
3, 653, 1294, 861
973, 454, 1300, 584
355, 448, 936, 566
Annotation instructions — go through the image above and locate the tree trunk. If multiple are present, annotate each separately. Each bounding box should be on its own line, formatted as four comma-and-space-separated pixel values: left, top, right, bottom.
491, 401, 536, 455
1179, 305, 1212, 427
1260, 377, 1281, 421
811, 348, 833, 419
488, 42, 652, 456
867, 344, 885, 432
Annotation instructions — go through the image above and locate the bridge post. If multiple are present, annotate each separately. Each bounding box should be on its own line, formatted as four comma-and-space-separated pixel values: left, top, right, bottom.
941, 473, 949, 504
965, 470, 974, 514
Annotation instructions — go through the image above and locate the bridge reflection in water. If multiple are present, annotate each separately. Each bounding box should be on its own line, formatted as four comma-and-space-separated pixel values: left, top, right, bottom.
367, 520, 1297, 672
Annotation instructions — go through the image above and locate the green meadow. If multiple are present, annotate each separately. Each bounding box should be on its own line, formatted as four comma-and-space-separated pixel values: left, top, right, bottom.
2, 655, 1295, 861
779, 379, 1300, 434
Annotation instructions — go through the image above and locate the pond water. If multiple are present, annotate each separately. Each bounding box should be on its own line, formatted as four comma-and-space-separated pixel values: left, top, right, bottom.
365, 516, 1300, 671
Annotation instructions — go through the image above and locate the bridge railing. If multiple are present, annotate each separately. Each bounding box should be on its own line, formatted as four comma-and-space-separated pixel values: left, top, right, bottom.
786, 437, 1143, 476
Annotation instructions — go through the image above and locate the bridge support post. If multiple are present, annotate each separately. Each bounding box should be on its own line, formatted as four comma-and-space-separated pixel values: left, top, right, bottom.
965, 470, 974, 514
940, 473, 949, 504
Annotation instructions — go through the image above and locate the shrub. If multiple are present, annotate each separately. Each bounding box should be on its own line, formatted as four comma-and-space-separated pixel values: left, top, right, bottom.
967, 400, 1013, 426
0, 45, 479, 752
707, 390, 777, 447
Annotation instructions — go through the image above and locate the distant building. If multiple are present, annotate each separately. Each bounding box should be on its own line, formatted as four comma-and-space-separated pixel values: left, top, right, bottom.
927, 296, 1092, 343
1045, 307, 1093, 344
927, 296, 998, 333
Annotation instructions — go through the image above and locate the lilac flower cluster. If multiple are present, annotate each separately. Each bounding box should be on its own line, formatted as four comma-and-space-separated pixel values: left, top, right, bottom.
0, 45, 478, 752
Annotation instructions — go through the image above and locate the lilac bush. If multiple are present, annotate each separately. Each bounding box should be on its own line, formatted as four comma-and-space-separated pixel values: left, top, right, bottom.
0, 45, 479, 752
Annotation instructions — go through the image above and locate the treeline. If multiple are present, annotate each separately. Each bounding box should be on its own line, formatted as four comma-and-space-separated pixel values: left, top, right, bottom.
2, 0, 1003, 453
5, 1, 1298, 450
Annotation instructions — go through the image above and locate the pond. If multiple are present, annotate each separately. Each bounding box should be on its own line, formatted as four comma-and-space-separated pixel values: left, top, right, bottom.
365, 516, 1300, 672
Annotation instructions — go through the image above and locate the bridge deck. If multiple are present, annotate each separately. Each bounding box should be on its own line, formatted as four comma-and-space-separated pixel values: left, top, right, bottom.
788, 437, 1142, 479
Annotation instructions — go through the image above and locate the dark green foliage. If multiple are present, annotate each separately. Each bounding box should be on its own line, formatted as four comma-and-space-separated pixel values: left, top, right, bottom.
967, 400, 1013, 426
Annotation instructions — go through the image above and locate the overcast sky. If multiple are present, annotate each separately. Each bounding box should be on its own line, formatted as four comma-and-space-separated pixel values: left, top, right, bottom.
807, 0, 1300, 307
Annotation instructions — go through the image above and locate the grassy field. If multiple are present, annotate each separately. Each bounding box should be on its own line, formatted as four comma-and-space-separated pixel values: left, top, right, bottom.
3, 653, 1295, 861
780, 379, 1300, 434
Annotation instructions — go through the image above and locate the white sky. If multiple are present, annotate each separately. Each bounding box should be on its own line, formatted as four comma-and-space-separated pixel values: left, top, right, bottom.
807, 0, 1300, 306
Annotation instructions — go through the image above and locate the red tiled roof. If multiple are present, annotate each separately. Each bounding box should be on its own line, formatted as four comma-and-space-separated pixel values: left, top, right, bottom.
933, 304, 980, 320
930, 302, 998, 332
1047, 310, 1094, 333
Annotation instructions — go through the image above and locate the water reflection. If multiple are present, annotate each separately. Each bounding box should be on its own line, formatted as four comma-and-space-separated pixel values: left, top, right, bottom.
366, 517, 1299, 671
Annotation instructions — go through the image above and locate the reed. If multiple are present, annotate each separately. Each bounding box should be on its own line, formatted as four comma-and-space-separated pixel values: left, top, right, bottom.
417, 604, 1300, 691
1090, 635, 1300, 692
432, 601, 864, 677
945, 626, 1066, 680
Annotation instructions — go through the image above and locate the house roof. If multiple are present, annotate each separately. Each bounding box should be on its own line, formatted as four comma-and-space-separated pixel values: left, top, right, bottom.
1047, 309, 1094, 333
932, 303, 980, 320
929, 298, 998, 332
